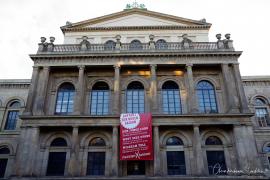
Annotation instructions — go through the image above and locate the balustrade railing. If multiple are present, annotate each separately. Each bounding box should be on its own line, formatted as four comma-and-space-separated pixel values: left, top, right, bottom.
37, 42, 230, 54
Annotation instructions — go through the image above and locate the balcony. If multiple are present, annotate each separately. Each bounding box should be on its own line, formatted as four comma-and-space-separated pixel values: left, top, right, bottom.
36, 34, 235, 54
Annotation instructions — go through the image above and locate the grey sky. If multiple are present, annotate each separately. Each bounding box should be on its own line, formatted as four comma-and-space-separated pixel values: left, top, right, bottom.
0, 0, 269, 79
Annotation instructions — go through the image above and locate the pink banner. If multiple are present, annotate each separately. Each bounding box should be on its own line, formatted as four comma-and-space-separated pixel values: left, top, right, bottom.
120, 113, 153, 160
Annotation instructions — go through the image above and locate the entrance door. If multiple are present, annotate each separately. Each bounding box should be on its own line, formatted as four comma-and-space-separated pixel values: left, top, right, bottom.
0, 159, 8, 178
87, 152, 105, 175
127, 161, 145, 175
46, 152, 66, 176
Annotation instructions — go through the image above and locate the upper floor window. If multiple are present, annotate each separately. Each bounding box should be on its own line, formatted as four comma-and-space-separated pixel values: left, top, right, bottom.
254, 98, 270, 127
55, 83, 75, 115
196, 80, 218, 113
104, 40, 116, 51
129, 40, 143, 50
126, 81, 144, 113
90, 82, 109, 115
156, 39, 168, 49
162, 81, 182, 114
4, 101, 21, 130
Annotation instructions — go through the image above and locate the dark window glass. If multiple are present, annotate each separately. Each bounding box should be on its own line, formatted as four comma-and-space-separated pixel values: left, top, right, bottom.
89, 137, 106, 146
166, 136, 184, 146
4, 110, 19, 130
0, 159, 8, 178
167, 151, 186, 175
126, 81, 144, 113
46, 152, 66, 176
162, 81, 182, 114
90, 82, 109, 115
51, 138, 67, 147
55, 83, 75, 115
129, 40, 142, 50
0, 147, 10, 154
205, 136, 223, 145
207, 151, 227, 175
196, 80, 218, 113
87, 152, 105, 175
127, 161, 145, 175
255, 98, 266, 106
104, 40, 116, 50
156, 39, 168, 49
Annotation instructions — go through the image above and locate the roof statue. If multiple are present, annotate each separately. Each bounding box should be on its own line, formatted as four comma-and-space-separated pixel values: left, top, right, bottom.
125, 0, 146, 10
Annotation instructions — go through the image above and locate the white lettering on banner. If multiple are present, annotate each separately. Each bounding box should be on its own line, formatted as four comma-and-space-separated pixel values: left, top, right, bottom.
120, 113, 140, 129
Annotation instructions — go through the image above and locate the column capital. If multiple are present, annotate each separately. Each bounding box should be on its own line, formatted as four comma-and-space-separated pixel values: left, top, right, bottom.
150, 64, 157, 69
113, 64, 121, 69
78, 65, 85, 70
43, 66, 50, 70
186, 63, 193, 68
32, 66, 40, 70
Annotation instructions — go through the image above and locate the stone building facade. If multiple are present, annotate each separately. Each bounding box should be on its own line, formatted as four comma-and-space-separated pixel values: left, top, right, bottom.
0, 7, 269, 179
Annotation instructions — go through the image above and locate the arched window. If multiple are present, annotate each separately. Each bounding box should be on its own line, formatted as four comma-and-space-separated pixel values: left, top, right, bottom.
129, 40, 142, 50
165, 136, 186, 175
0, 146, 10, 178
156, 39, 168, 49
196, 80, 218, 113
4, 100, 21, 130
126, 81, 144, 113
50, 138, 67, 147
89, 137, 106, 146
104, 40, 116, 51
162, 81, 182, 114
254, 97, 270, 127
90, 82, 109, 115
46, 138, 68, 176
87, 137, 106, 176
55, 83, 75, 115
205, 136, 227, 175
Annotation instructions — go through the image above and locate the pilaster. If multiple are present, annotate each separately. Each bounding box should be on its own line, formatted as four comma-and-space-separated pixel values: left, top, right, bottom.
153, 125, 161, 176
150, 64, 158, 113
221, 63, 239, 113
193, 125, 206, 175
113, 65, 121, 115
186, 64, 198, 113
111, 126, 119, 176
74, 66, 85, 115
232, 63, 250, 113
68, 126, 80, 176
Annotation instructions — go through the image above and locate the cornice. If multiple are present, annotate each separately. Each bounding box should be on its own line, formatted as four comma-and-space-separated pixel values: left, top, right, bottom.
30, 51, 242, 60
62, 25, 211, 33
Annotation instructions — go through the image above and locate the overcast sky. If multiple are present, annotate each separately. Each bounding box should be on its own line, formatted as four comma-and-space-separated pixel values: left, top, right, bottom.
0, 0, 269, 79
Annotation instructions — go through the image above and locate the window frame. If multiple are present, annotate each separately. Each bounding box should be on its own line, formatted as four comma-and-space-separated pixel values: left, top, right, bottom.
254, 97, 270, 127
3, 100, 21, 131
162, 81, 182, 114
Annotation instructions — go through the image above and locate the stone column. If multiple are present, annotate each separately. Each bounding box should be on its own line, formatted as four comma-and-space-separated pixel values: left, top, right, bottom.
193, 125, 205, 175
221, 63, 238, 113
150, 64, 158, 112
113, 65, 121, 114
153, 126, 161, 176
75, 66, 85, 115
36, 66, 50, 115
16, 127, 40, 176
186, 64, 198, 113
232, 63, 250, 113
111, 126, 119, 176
24, 66, 40, 115
68, 126, 80, 176
233, 125, 249, 170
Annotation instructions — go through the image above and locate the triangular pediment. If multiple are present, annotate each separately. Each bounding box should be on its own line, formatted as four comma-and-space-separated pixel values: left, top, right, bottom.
61, 8, 211, 31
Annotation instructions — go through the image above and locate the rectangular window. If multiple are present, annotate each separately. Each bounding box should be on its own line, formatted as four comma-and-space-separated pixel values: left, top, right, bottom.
90, 91, 109, 115
127, 161, 145, 175
87, 152, 105, 175
166, 151, 186, 175
4, 110, 19, 130
0, 159, 8, 178
256, 108, 270, 127
46, 152, 66, 176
